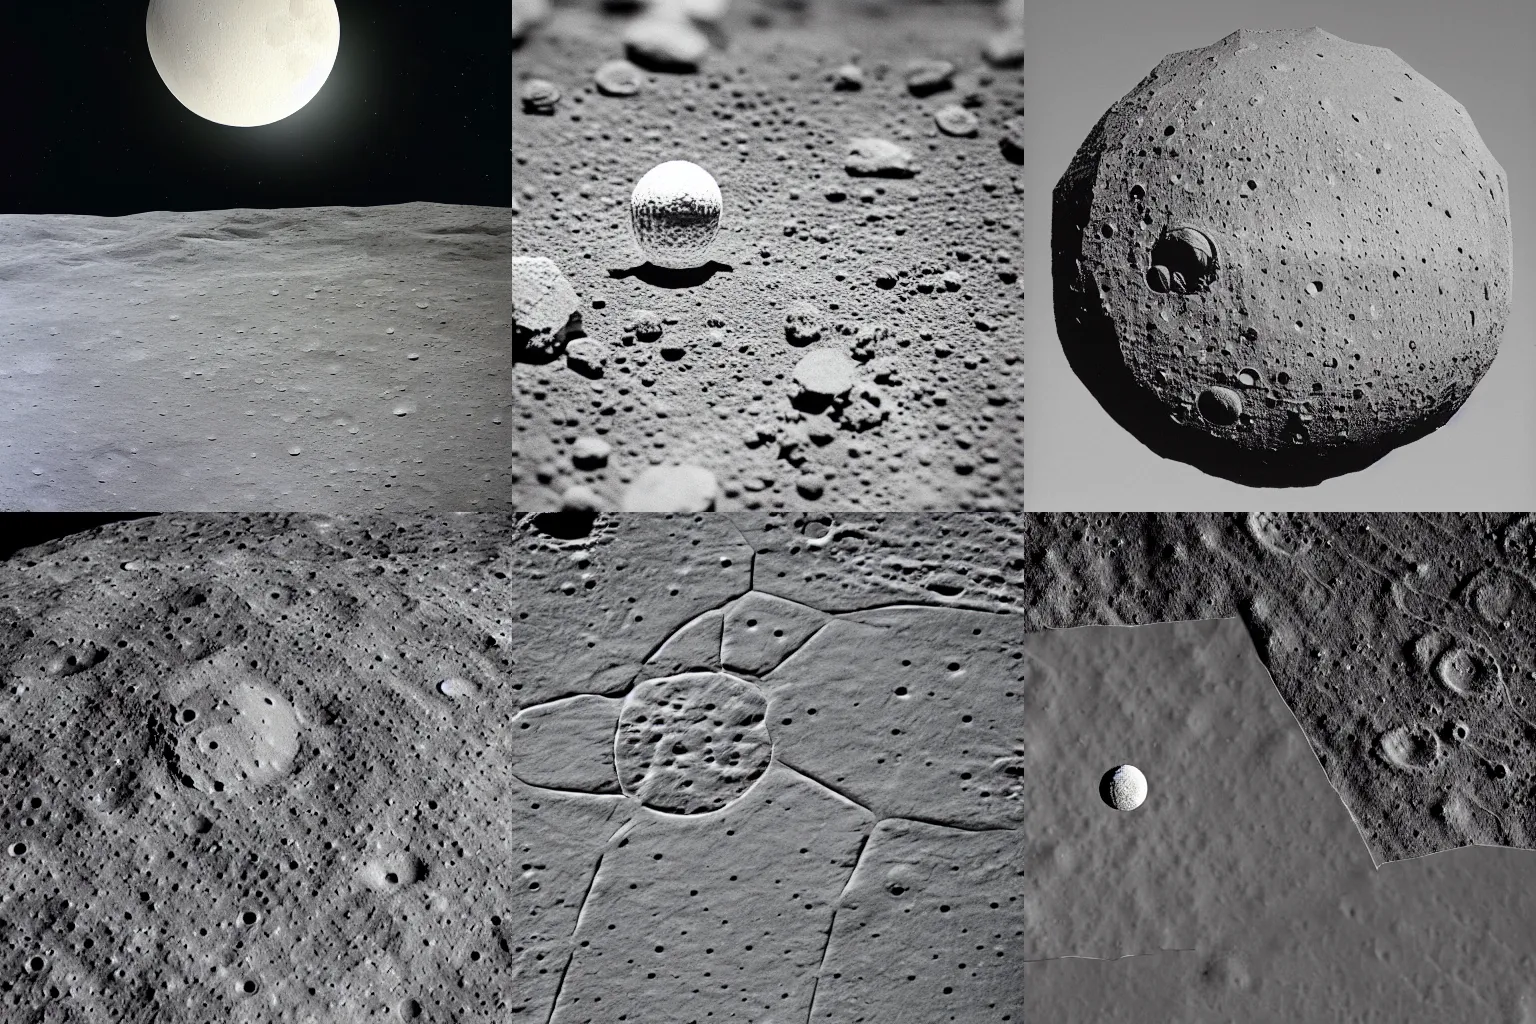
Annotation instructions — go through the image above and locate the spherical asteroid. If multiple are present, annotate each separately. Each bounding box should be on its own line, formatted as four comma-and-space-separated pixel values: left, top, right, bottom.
1051, 28, 1512, 487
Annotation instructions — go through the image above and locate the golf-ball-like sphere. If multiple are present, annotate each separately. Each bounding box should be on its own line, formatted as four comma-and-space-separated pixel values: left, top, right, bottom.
630, 160, 722, 270
1102, 764, 1147, 811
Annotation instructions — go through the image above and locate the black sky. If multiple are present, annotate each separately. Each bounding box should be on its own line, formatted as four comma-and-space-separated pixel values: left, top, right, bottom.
0, 0, 509, 215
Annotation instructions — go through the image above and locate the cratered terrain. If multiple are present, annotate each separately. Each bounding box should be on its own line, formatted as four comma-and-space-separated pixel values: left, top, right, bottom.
512, 0, 1028, 512
1052, 28, 1513, 488
0, 203, 510, 510
2, 512, 1534, 1022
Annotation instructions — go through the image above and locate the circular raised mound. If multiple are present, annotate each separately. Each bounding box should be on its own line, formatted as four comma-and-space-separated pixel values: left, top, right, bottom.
614, 672, 772, 814
1052, 28, 1512, 487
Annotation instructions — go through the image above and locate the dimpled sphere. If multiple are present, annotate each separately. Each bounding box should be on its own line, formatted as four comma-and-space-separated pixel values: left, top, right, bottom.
630, 160, 723, 269
1102, 764, 1147, 811
1052, 28, 1512, 487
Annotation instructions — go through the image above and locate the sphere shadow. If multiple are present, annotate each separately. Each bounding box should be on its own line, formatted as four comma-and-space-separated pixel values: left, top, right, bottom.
608, 261, 734, 289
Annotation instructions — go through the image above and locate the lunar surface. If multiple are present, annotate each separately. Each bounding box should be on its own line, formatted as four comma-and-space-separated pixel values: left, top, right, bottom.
3, 513, 1532, 1021
0, 203, 510, 510
512, 0, 1028, 511
1052, 28, 1513, 487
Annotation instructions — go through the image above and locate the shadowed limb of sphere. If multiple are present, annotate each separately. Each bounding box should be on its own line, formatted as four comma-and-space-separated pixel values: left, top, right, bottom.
1050, 169, 1455, 488
608, 261, 734, 289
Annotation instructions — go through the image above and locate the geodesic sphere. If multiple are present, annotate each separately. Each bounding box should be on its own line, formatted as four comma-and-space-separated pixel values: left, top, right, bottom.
1052, 28, 1512, 487
630, 160, 723, 270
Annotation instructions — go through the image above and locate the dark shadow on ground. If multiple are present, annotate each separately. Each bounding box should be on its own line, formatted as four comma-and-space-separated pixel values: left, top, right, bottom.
609, 261, 734, 288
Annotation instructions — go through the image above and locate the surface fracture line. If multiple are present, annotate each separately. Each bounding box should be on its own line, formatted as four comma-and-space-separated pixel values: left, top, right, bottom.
637, 589, 751, 666
777, 760, 1017, 834
508, 772, 622, 800
570, 849, 607, 939
1022, 948, 1195, 964
544, 949, 574, 1024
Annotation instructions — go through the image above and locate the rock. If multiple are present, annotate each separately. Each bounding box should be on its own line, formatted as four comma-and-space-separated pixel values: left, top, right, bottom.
676, 0, 731, 23
792, 348, 858, 398
832, 63, 864, 91
794, 473, 824, 499
565, 337, 609, 378
511, 0, 551, 43
999, 114, 1024, 163
519, 78, 561, 115
934, 104, 979, 137
625, 13, 710, 73
513, 256, 581, 363
630, 160, 723, 269
594, 59, 644, 97
904, 58, 955, 97
872, 265, 898, 289
784, 300, 823, 346
559, 484, 604, 512
842, 380, 889, 431
845, 137, 919, 178
982, 26, 1025, 69
1052, 27, 1512, 487
624, 309, 664, 340
571, 437, 612, 470
622, 464, 719, 512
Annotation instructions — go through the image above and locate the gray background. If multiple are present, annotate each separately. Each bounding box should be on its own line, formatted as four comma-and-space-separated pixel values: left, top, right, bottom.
1024, 0, 1536, 510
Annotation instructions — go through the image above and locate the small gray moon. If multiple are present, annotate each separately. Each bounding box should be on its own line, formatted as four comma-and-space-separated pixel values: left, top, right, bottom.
146, 0, 341, 127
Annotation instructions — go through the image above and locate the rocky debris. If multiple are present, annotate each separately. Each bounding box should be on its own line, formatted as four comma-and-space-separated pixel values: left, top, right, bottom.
792, 348, 858, 399
625, 13, 710, 73
1052, 27, 1512, 487
904, 58, 955, 97
832, 63, 864, 90
999, 114, 1023, 163
622, 464, 719, 512
519, 78, 561, 115
842, 380, 889, 431
571, 436, 613, 470
784, 300, 823, 346
594, 59, 645, 97
983, 27, 1025, 69
845, 137, 918, 178
565, 337, 609, 378
934, 104, 979, 137
558, 483, 604, 512
513, 256, 581, 363
511, 0, 551, 44
624, 309, 665, 341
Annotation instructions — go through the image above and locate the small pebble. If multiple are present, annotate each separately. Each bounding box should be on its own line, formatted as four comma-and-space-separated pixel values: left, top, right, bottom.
571, 437, 612, 470
905, 58, 955, 97
934, 104, 980, 137
513, 256, 581, 362
795, 474, 825, 500
872, 266, 898, 289
785, 301, 823, 346
982, 27, 1025, 69
519, 78, 561, 114
594, 59, 644, 97
625, 14, 709, 72
941, 269, 963, 291
845, 137, 919, 178
560, 485, 603, 513
623, 465, 719, 512
625, 310, 664, 340
832, 63, 864, 91
999, 115, 1024, 163
565, 338, 610, 378
793, 348, 858, 398
511, 0, 552, 43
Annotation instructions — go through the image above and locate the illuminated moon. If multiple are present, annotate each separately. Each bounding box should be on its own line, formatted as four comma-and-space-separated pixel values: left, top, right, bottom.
146, 0, 341, 127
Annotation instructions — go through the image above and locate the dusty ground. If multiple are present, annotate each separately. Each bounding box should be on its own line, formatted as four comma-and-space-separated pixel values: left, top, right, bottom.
512, 0, 1027, 511
3, 512, 1533, 1022
0, 203, 510, 511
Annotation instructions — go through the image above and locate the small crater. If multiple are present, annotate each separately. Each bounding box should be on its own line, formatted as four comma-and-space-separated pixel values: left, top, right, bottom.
1379, 724, 1440, 771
